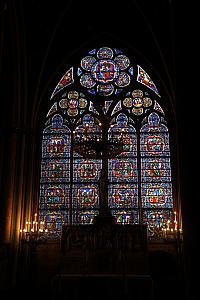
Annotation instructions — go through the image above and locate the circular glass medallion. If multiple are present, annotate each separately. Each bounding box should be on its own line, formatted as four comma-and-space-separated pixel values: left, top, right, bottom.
123, 97, 133, 107
68, 99, 78, 109
97, 47, 113, 59
91, 59, 119, 84
115, 72, 130, 87
78, 98, 87, 108
68, 90, 79, 99
132, 97, 143, 107
114, 55, 130, 70
81, 56, 96, 71
59, 99, 68, 108
143, 97, 152, 107
80, 73, 96, 88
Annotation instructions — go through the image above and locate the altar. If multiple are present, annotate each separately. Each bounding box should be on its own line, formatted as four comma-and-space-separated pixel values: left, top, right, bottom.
51, 220, 153, 299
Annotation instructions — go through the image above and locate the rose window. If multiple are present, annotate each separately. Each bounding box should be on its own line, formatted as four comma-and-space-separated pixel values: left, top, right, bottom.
78, 47, 134, 97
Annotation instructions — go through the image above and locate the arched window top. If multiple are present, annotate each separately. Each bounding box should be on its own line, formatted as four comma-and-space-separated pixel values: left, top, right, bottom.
52, 114, 64, 127
75, 114, 102, 137
43, 114, 70, 134
116, 113, 128, 125
141, 113, 168, 133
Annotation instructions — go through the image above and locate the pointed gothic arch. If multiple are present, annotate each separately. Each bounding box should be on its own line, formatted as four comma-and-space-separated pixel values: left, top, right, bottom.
39, 46, 177, 239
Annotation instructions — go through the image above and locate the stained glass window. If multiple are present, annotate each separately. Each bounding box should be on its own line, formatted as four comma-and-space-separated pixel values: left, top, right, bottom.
108, 114, 138, 224
140, 112, 173, 236
39, 46, 175, 240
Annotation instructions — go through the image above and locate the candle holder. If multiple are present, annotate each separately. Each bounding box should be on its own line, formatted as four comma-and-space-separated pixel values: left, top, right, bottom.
19, 213, 48, 249
149, 211, 183, 242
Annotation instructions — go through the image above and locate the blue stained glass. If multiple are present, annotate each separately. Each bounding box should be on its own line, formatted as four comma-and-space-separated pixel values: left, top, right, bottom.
115, 88, 123, 94
108, 112, 138, 222
141, 157, 171, 182
111, 210, 139, 224
79, 47, 132, 96
97, 47, 113, 59
142, 182, 173, 208
41, 159, 70, 183
140, 111, 173, 227
39, 47, 176, 239
111, 101, 122, 115
108, 159, 138, 182
77, 67, 82, 76
142, 209, 173, 237
109, 184, 138, 208
140, 113, 170, 157
113, 48, 123, 54
73, 159, 102, 182
74, 114, 102, 142
128, 67, 134, 75
88, 89, 96, 94
42, 115, 71, 158
39, 184, 70, 209
140, 132, 170, 156
72, 184, 99, 209
109, 114, 137, 156
102, 100, 113, 114
73, 210, 99, 224
89, 49, 96, 55
141, 112, 168, 132
40, 210, 68, 239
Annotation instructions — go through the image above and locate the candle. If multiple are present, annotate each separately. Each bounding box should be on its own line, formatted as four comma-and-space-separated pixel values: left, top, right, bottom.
36, 222, 38, 232
174, 211, 177, 222
162, 228, 167, 239
40, 221, 44, 231
174, 221, 177, 231
167, 220, 170, 231
34, 213, 38, 231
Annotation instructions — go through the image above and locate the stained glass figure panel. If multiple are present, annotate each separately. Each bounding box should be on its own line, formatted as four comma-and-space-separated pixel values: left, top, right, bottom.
108, 184, 138, 208
141, 182, 173, 208
108, 158, 138, 182
140, 132, 170, 157
74, 114, 102, 143
72, 210, 99, 224
50, 67, 74, 99
41, 159, 70, 183
109, 114, 137, 156
111, 210, 139, 224
42, 135, 71, 158
73, 159, 102, 182
72, 184, 99, 209
142, 209, 173, 237
141, 157, 171, 182
39, 210, 69, 239
39, 184, 70, 209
